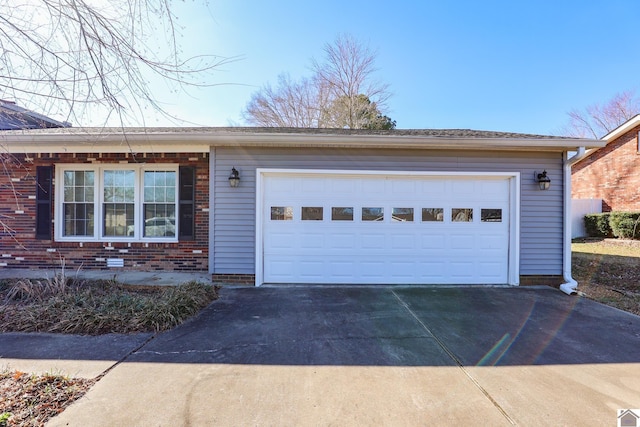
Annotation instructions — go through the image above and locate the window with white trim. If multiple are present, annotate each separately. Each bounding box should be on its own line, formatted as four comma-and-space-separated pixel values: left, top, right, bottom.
56, 164, 179, 241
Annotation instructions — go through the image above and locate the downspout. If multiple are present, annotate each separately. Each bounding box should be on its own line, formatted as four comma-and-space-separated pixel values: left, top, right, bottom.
559, 147, 588, 295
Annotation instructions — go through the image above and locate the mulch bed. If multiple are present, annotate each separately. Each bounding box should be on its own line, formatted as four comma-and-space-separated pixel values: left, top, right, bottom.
0, 370, 96, 427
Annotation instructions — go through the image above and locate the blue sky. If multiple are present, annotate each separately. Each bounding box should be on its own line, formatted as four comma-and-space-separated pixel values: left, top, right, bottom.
110, 0, 640, 135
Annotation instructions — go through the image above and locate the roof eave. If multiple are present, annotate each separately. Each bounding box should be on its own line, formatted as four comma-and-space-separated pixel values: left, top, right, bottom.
602, 114, 640, 142
0, 131, 604, 154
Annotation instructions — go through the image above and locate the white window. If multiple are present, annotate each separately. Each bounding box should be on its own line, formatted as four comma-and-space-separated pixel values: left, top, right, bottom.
56, 164, 179, 242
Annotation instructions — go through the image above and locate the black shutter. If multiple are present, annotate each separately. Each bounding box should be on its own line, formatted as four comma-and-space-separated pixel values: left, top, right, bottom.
35, 166, 53, 240
179, 166, 195, 240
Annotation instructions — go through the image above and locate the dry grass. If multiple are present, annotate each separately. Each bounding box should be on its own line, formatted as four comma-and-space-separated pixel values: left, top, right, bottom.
572, 238, 640, 316
0, 278, 219, 334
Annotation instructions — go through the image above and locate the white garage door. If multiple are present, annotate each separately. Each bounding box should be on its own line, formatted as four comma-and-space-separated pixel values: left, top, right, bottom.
258, 171, 518, 285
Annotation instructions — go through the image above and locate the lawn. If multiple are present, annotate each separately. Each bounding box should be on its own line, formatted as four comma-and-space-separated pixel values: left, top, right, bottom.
572, 238, 640, 316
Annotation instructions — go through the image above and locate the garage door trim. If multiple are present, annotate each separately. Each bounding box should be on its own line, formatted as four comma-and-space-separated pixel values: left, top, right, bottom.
255, 168, 520, 286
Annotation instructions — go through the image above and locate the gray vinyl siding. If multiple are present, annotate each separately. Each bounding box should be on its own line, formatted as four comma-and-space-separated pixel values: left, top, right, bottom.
212, 147, 564, 277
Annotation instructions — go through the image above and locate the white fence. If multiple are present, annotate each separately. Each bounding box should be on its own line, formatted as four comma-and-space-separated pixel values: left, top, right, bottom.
571, 199, 602, 238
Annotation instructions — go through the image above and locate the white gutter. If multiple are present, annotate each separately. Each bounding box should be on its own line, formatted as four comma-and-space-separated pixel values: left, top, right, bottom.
560, 147, 588, 295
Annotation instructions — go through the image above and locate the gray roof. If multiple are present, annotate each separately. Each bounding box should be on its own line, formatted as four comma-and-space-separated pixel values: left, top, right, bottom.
0, 125, 578, 139
0, 125, 605, 154
0, 100, 70, 130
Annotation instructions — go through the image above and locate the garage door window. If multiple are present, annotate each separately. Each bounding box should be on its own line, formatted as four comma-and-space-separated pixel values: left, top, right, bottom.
452, 208, 473, 222
392, 208, 413, 222
362, 207, 384, 221
302, 207, 323, 220
422, 208, 443, 222
331, 207, 353, 221
481, 209, 502, 222
271, 206, 293, 220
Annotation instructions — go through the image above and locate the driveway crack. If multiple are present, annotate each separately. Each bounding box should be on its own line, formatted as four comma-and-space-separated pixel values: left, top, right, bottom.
390, 289, 516, 426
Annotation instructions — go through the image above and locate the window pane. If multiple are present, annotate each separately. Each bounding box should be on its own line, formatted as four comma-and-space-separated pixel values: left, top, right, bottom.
452, 208, 473, 222
166, 187, 175, 203
64, 204, 94, 236
144, 171, 176, 204
332, 207, 353, 221
84, 171, 94, 186
104, 170, 135, 203
104, 203, 135, 236
302, 207, 323, 220
392, 208, 413, 222
481, 209, 502, 222
64, 171, 74, 186
271, 206, 293, 220
362, 207, 384, 221
62, 170, 95, 236
422, 208, 443, 222
64, 186, 74, 202
75, 187, 84, 202
143, 205, 176, 237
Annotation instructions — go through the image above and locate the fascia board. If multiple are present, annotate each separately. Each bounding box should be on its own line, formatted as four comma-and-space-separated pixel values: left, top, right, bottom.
0, 131, 604, 153
602, 114, 640, 142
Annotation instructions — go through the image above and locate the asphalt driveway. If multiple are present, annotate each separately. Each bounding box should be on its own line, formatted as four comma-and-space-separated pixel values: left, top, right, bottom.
3, 285, 640, 425
128, 285, 640, 366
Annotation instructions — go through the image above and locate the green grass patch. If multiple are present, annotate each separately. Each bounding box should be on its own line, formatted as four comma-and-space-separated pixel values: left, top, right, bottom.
572, 238, 640, 258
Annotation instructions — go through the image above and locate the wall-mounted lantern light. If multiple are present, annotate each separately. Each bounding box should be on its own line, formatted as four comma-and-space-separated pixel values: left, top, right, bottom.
229, 167, 240, 188
535, 170, 551, 190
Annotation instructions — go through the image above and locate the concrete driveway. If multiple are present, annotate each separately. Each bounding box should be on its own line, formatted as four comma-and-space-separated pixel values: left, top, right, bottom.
3, 286, 640, 426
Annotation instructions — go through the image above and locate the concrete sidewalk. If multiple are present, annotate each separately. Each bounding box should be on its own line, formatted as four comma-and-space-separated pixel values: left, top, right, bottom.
2, 286, 639, 426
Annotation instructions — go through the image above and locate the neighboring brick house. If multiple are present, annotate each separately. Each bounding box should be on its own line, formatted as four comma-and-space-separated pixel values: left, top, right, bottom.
0, 127, 602, 292
572, 115, 640, 211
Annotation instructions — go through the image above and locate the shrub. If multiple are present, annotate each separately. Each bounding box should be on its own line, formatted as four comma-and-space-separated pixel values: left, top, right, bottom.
0, 280, 219, 334
584, 213, 612, 238
609, 212, 640, 239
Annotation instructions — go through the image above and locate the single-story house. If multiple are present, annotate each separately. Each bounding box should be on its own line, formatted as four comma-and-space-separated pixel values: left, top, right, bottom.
0, 127, 603, 294
572, 115, 640, 212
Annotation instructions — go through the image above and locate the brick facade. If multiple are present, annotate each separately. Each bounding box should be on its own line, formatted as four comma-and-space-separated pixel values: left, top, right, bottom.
572, 124, 640, 212
0, 152, 209, 272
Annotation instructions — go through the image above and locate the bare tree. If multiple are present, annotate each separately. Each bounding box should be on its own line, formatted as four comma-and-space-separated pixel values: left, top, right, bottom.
312, 34, 391, 129
243, 34, 393, 129
563, 90, 640, 139
243, 73, 329, 127
0, 0, 228, 126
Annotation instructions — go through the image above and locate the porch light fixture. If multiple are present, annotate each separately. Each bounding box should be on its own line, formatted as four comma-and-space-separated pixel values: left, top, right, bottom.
228, 167, 240, 188
535, 170, 551, 190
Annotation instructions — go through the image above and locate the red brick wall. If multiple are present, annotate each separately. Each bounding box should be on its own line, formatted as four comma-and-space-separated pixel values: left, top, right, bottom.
572, 125, 640, 212
0, 152, 209, 272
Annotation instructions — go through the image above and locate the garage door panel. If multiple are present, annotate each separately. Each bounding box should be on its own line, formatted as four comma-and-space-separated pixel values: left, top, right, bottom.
421, 234, 446, 249
360, 261, 386, 279
450, 262, 475, 279
262, 172, 513, 285
450, 234, 475, 250
300, 233, 324, 249
299, 261, 325, 279
478, 262, 505, 279
361, 233, 386, 249
391, 234, 416, 249
329, 233, 357, 249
